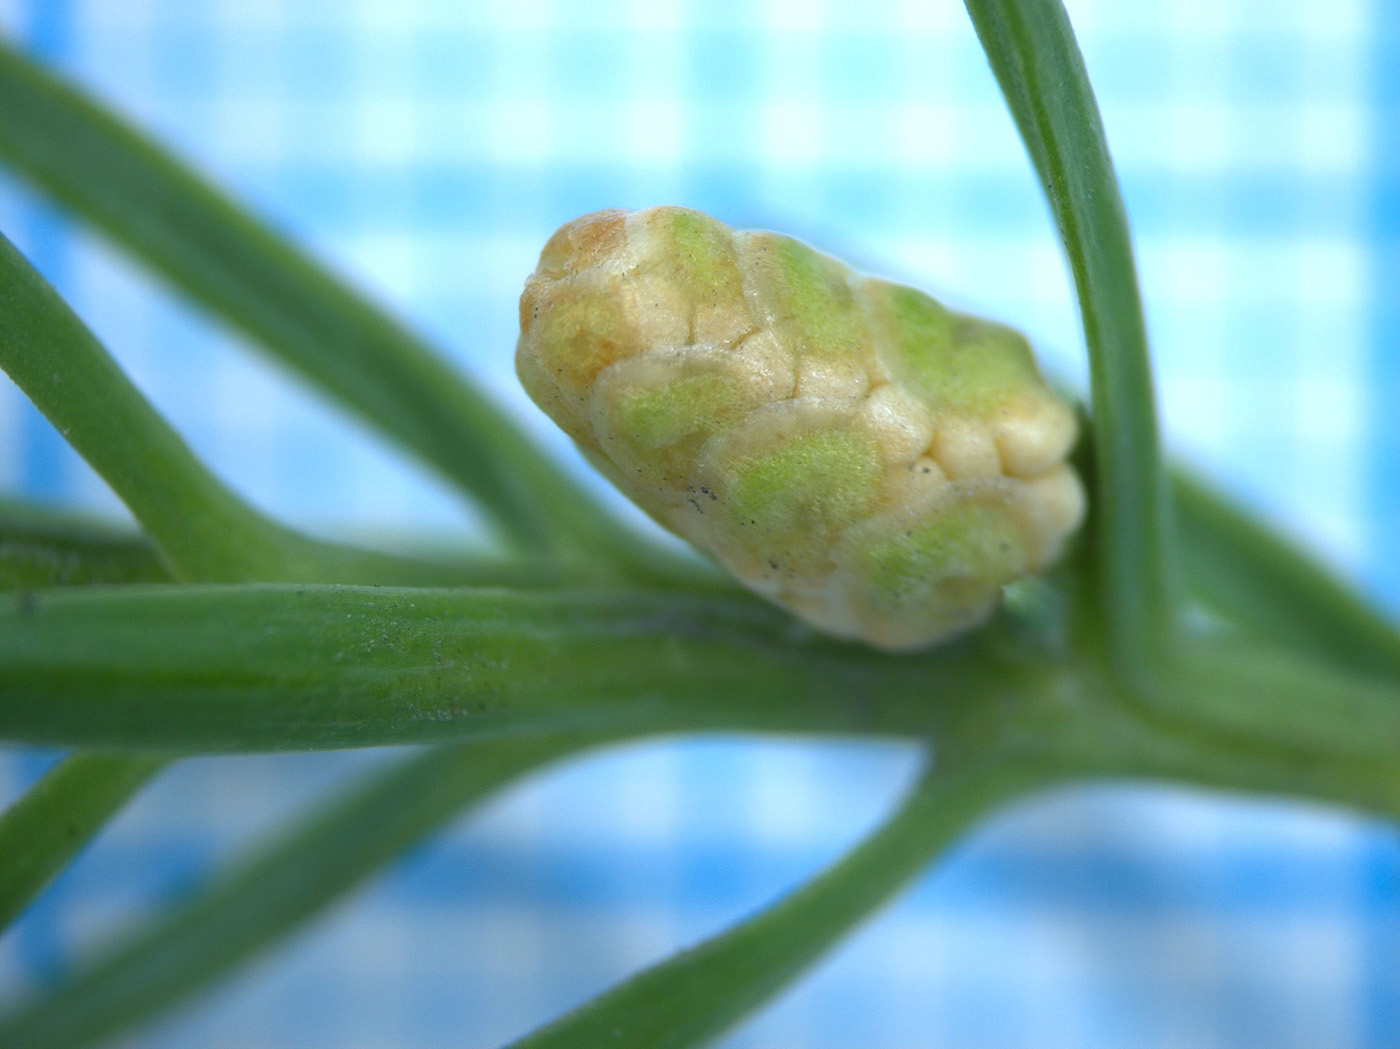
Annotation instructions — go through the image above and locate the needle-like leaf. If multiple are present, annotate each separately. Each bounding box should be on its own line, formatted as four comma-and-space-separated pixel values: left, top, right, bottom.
1174, 472, 1400, 678
1147, 639, 1400, 765
0, 41, 663, 571
507, 758, 1060, 1049
0, 734, 602, 1049
965, 0, 1174, 672
0, 231, 559, 586
0, 752, 169, 934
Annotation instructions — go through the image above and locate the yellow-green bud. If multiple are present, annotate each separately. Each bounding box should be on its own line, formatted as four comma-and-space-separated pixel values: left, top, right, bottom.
517, 206, 1084, 650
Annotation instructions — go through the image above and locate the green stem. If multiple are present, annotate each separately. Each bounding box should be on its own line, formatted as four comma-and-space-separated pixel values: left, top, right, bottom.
1, 587, 1393, 1049
0, 504, 174, 940
0, 41, 662, 570
0, 227, 297, 582
1174, 471, 1400, 677
0, 752, 168, 934
1153, 638, 1400, 765
980, 593, 1400, 821
0, 497, 168, 587
508, 756, 1059, 1049
1046, 695, 1400, 826
965, 0, 1174, 672
0, 232, 557, 586
0, 582, 1393, 785
0, 495, 652, 592
510, 699, 1400, 1049
0, 583, 1004, 752
489, 676, 1400, 1049
0, 734, 602, 1049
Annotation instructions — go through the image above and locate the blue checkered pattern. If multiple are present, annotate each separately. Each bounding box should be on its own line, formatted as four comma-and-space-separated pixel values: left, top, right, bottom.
0, 0, 1396, 1045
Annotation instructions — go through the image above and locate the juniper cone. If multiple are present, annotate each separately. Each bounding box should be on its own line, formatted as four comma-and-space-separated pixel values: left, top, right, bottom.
516, 206, 1085, 650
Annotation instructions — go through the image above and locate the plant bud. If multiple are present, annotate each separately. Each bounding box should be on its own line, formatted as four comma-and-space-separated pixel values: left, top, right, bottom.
517, 206, 1084, 650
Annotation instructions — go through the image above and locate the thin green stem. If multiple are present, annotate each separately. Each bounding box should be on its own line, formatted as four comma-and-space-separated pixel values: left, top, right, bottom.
0, 752, 168, 933
1174, 471, 1400, 677
1151, 638, 1400, 765
0, 494, 656, 593
1005, 587, 1400, 822
965, 0, 1174, 672
508, 756, 1060, 1049
0, 497, 168, 587
1043, 693, 1400, 827
510, 712, 1400, 1049
1, 587, 1394, 1049
0, 229, 271, 581
0, 734, 603, 1049
0, 41, 668, 572
0, 232, 562, 586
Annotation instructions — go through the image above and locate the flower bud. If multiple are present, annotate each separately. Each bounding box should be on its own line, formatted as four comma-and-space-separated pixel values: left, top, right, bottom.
517, 206, 1084, 650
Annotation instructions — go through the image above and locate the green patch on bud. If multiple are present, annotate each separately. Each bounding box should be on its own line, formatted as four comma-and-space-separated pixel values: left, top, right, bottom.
876, 285, 1040, 415
613, 371, 744, 451
662, 209, 745, 304
723, 428, 882, 572
854, 499, 1028, 616
757, 237, 867, 361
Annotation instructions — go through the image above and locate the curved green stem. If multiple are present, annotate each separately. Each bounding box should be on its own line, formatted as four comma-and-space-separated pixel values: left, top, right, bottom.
0, 40, 668, 572
0, 229, 274, 581
0, 231, 558, 587
1174, 471, 1400, 678
1015, 653, 1400, 825
0, 752, 168, 933
508, 756, 1060, 1049
965, 0, 1174, 673
1152, 638, 1400, 764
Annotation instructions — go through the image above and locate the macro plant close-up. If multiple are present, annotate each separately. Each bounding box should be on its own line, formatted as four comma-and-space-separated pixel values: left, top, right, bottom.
0, 0, 1397, 1046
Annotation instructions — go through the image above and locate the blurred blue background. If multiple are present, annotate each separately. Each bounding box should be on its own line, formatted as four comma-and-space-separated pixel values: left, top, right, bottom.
0, 0, 1396, 1045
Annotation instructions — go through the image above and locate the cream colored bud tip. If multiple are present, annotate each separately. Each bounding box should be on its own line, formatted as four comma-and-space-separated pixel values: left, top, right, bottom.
516, 206, 1085, 651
